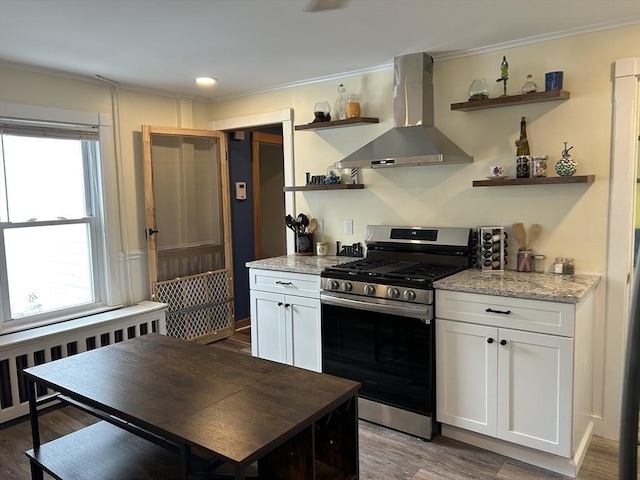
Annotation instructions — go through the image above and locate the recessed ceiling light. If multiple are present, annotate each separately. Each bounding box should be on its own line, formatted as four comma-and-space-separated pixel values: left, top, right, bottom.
196, 77, 217, 86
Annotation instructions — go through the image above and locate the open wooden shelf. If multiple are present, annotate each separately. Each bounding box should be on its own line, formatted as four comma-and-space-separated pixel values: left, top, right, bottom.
295, 117, 379, 130
284, 183, 365, 192
451, 90, 570, 112
473, 175, 594, 187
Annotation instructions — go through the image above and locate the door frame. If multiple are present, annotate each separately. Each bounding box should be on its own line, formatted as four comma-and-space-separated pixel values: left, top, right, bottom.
602, 57, 640, 439
212, 109, 296, 253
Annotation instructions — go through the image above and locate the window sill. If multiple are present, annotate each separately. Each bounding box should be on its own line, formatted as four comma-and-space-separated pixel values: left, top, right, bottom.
0, 301, 167, 347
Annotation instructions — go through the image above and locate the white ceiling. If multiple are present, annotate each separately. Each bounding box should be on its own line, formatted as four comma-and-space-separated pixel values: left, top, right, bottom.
0, 0, 638, 101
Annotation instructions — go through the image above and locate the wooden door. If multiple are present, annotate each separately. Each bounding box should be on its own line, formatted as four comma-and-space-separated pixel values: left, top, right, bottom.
142, 126, 234, 343
252, 132, 285, 259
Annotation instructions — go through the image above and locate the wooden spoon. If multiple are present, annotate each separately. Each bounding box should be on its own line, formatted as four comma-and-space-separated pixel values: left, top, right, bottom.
527, 224, 542, 250
308, 218, 318, 234
512, 223, 527, 250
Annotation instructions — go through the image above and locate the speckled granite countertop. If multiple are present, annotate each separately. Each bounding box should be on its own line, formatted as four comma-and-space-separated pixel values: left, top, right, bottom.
245, 255, 357, 275
433, 269, 601, 304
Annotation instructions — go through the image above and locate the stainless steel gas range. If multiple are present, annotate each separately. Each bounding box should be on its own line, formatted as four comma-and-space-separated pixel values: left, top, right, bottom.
320, 225, 472, 440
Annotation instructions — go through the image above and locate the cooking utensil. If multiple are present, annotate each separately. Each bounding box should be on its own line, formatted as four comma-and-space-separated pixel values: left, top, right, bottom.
308, 218, 317, 234
527, 224, 542, 250
296, 213, 309, 233
285, 214, 298, 233
512, 223, 527, 250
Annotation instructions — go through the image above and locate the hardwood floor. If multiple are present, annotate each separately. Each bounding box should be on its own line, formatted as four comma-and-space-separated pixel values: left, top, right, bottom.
0, 331, 635, 480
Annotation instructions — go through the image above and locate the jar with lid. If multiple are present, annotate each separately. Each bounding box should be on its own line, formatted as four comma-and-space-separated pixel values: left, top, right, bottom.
533, 254, 545, 273
553, 257, 565, 274
521, 74, 538, 94
563, 258, 575, 275
531, 155, 548, 177
345, 94, 361, 118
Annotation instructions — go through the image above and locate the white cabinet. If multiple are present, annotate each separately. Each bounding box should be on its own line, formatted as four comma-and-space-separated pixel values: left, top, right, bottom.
249, 268, 321, 372
437, 319, 573, 456
436, 289, 593, 464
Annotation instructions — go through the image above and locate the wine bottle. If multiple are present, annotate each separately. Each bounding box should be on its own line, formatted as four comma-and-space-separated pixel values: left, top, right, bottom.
515, 116, 531, 178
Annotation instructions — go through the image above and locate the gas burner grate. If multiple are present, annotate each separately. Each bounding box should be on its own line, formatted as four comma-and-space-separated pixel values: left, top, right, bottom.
327, 258, 396, 273
384, 264, 464, 282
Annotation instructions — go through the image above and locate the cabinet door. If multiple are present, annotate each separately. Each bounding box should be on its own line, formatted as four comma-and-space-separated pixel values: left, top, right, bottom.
250, 289, 287, 364
288, 295, 321, 372
497, 329, 573, 457
436, 319, 498, 436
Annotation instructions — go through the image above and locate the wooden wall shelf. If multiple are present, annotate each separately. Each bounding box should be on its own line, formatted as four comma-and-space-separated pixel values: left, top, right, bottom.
295, 117, 379, 130
451, 90, 570, 112
473, 175, 594, 187
284, 183, 364, 192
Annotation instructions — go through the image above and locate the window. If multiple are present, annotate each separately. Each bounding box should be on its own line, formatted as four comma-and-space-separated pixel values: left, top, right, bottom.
0, 104, 120, 333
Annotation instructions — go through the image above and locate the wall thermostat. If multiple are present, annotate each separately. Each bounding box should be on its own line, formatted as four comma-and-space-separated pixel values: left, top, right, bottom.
235, 181, 247, 200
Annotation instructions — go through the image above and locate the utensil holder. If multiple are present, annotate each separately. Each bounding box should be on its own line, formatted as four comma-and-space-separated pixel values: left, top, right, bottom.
476, 226, 507, 272
295, 233, 314, 256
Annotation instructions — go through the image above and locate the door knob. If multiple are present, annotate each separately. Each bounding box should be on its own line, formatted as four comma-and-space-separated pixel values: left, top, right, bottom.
487, 338, 494, 344
500, 339, 508, 345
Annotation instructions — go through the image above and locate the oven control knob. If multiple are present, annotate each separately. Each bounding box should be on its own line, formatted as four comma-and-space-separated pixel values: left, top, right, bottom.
328, 280, 339, 290
403, 290, 416, 301
341, 282, 352, 292
364, 284, 376, 295
387, 288, 400, 299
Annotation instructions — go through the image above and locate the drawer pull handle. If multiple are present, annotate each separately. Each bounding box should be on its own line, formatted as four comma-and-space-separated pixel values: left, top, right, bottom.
275, 281, 293, 285
500, 339, 508, 346
487, 338, 494, 344
486, 308, 511, 315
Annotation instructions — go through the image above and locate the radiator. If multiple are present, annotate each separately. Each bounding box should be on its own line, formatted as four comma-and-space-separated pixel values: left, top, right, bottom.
0, 301, 167, 424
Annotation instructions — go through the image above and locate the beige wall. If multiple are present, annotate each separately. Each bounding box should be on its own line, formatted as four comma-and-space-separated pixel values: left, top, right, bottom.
0, 24, 638, 439
210, 24, 639, 274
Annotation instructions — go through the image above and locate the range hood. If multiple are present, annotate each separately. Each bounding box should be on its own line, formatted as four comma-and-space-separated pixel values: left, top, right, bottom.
335, 52, 472, 169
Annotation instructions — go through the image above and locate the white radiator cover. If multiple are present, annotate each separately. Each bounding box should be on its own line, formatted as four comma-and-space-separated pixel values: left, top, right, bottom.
0, 301, 167, 424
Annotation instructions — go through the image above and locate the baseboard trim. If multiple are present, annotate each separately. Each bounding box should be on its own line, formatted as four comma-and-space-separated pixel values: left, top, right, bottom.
441, 422, 594, 478
235, 318, 250, 330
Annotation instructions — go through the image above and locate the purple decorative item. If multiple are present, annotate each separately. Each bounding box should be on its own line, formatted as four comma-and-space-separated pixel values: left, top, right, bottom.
545, 71, 564, 91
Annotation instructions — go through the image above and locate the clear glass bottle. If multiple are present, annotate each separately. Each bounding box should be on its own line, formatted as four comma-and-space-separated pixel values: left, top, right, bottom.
335, 84, 346, 120
553, 257, 565, 274
563, 258, 575, 275
521, 74, 538, 94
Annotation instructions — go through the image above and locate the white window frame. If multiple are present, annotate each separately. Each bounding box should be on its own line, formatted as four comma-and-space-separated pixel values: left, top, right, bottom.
0, 102, 121, 334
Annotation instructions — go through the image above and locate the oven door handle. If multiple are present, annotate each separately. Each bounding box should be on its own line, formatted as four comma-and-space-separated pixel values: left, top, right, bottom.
320, 292, 431, 321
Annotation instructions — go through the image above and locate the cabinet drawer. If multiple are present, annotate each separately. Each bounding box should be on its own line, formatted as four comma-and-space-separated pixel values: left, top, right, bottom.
436, 290, 575, 337
249, 268, 320, 298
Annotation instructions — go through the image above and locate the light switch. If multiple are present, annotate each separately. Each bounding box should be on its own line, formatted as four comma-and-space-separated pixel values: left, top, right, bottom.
235, 182, 247, 200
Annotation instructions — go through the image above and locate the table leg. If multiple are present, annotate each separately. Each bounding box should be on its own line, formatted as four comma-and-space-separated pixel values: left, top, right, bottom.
29, 458, 44, 480
234, 464, 246, 480
180, 443, 190, 479
26, 378, 43, 480
27, 378, 40, 448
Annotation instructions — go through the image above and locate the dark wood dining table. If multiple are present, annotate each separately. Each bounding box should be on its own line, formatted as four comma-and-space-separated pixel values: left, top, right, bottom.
23, 333, 360, 479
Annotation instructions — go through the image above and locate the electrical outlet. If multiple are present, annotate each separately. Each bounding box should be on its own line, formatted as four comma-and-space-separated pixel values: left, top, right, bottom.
316, 219, 324, 234
344, 219, 353, 235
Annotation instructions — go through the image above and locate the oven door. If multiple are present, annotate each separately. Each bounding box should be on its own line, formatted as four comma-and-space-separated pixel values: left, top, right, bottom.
320, 292, 435, 417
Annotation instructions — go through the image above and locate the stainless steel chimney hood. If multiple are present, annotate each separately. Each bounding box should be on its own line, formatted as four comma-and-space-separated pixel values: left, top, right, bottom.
335, 52, 472, 169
